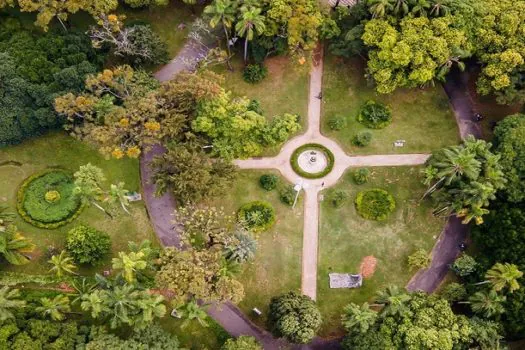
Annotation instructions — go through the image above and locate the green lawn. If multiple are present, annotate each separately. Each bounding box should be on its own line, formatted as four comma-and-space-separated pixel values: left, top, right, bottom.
317, 166, 445, 337
321, 55, 460, 154
205, 170, 303, 329
0, 132, 157, 276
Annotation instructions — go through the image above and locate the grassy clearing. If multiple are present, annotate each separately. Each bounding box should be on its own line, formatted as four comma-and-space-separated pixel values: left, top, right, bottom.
159, 315, 229, 350
317, 166, 445, 337
321, 55, 460, 154
0, 132, 157, 276
205, 169, 303, 328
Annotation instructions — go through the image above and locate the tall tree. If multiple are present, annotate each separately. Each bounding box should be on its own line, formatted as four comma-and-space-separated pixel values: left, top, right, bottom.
0, 287, 25, 321
483, 263, 523, 293
204, 0, 237, 70
36, 295, 71, 321
374, 285, 411, 317
48, 250, 77, 278
235, 6, 266, 63
0, 225, 34, 265
341, 302, 377, 334
467, 290, 506, 319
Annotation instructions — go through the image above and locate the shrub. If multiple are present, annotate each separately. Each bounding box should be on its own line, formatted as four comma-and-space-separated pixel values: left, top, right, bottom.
355, 189, 395, 221
243, 64, 268, 83
440, 282, 467, 303
353, 131, 372, 147
329, 190, 348, 208
279, 186, 296, 206
224, 230, 257, 263
357, 100, 392, 129
222, 336, 262, 350
17, 171, 84, 229
66, 225, 111, 265
238, 201, 276, 232
328, 116, 346, 131
353, 168, 370, 185
248, 99, 263, 114
450, 254, 477, 277
126, 25, 169, 66
407, 248, 431, 270
259, 174, 279, 191
290, 144, 335, 179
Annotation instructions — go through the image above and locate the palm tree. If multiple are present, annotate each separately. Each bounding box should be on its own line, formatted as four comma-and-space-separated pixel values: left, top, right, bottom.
0, 225, 35, 265
368, 0, 394, 18
430, 0, 452, 17
235, 6, 265, 63
410, 0, 431, 16
71, 278, 97, 304
436, 48, 470, 82
204, 0, 237, 70
0, 287, 25, 321
112, 251, 148, 283
467, 290, 505, 318
478, 263, 523, 293
48, 250, 77, 278
36, 295, 71, 321
80, 290, 107, 318
393, 0, 410, 16
107, 182, 130, 215
375, 285, 411, 317
177, 300, 209, 328
342, 302, 377, 333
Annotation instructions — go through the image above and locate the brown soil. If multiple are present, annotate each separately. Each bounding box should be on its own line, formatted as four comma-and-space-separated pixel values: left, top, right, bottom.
359, 255, 377, 278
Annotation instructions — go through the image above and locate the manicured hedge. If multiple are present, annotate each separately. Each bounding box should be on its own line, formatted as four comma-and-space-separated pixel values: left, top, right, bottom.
355, 188, 395, 221
290, 144, 335, 179
238, 201, 276, 232
17, 170, 84, 229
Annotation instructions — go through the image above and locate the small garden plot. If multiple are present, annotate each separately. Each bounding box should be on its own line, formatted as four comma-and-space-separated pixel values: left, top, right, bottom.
317, 166, 444, 336
321, 56, 460, 155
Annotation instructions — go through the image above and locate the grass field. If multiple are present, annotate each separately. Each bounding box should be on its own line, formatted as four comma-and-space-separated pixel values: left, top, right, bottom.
0, 132, 157, 276
321, 55, 460, 155
317, 166, 445, 337
205, 170, 304, 328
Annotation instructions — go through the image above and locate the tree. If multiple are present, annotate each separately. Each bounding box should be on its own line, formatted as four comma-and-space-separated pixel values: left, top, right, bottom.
85, 323, 180, 349
469, 317, 504, 350
0, 224, 34, 265
224, 227, 257, 263
66, 225, 111, 265
451, 254, 477, 277
0, 287, 25, 321
467, 290, 505, 319
268, 291, 322, 344
493, 114, 525, 202
48, 250, 77, 278
361, 15, 471, 93
176, 300, 209, 328
235, 6, 266, 63
368, 0, 394, 18
204, 0, 237, 70
156, 248, 244, 305
341, 302, 377, 334
151, 143, 236, 204
482, 262, 523, 293
222, 336, 262, 350
36, 295, 71, 321
502, 287, 525, 339
440, 282, 467, 302
111, 251, 148, 284
407, 248, 431, 270
374, 285, 411, 317
430, 0, 452, 17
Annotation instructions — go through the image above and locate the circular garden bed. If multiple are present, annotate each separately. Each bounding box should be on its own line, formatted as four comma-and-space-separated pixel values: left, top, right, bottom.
355, 189, 396, 221
290, 143, 335, 179
17, 170, 84, 229
238, 201, 276, 232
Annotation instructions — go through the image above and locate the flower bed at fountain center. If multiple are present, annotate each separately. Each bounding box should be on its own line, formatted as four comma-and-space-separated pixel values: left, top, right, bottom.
290, 144, 335, 179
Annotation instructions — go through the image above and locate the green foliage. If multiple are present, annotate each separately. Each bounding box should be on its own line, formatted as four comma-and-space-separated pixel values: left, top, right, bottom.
329, 190, 349, 208
355, 189, 396, 221
268, 291, 322, 344
243, 64, 268, 83
48, 250, 77, 278
66, 225, 111, 265
259, 174, 279, 191
341, 302, 377, 334
0, 224, 34, 265
221, 336, 262, 350
17, 171, 83, 228
36, 295, 70, 321
85, 323, 179, 349
328, 116, 346, 131
407, 248, 431, 270
423, 136, 505, 224
353, 168, 370, 185
328, 3, 368, 58
451, 254, 478, 277
0, 287, 25, 322
468, 289, 506, 319
290, 144, 335, 179
357, 101, 392, 129
279, 186, 296, 206
125, 25, 169, 67
224, 228, 257, 264
502, 287, 525, 339
352, 131, 372, 147
0, 18, 103, 146
440, 282, 467, 303
493, 114, 525, 202
0, 272, 62, 286
238, 201, 276, 232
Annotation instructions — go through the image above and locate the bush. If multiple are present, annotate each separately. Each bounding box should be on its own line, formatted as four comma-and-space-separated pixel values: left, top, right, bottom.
355, 189, 395, 221
407, 248, 431, 270
238, 201, 276, 232
328, 116, 346, 131
352, 168, 370, 185
17, 171, 84, 229
357, 100, 392, 129
243, 64, 268, 83
248, 99, 263, 114
290, 144, 335, 179
125, 25, 169, 66
329, 190, 348, 208
440, 282, 467, 303
222, 336, 261, 350
353, 131, 372, 147
450, 254, 477, 277
259, 174, 279, 191
66, 225, 111, 265
279, 186, 296, 206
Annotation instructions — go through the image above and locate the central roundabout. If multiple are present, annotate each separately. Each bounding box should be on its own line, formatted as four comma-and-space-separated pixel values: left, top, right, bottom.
290, 143, 335, 179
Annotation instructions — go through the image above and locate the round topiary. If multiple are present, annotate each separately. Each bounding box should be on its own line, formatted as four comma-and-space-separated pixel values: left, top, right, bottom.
357, 100, 392, 129
66, 225, 111, 265
17, 170, 84, 229
259, 174, 279, 191
355, 189, 395, 221
243, 64, 268, 84
238, 201, 276, 232
353, 131, 372, 147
